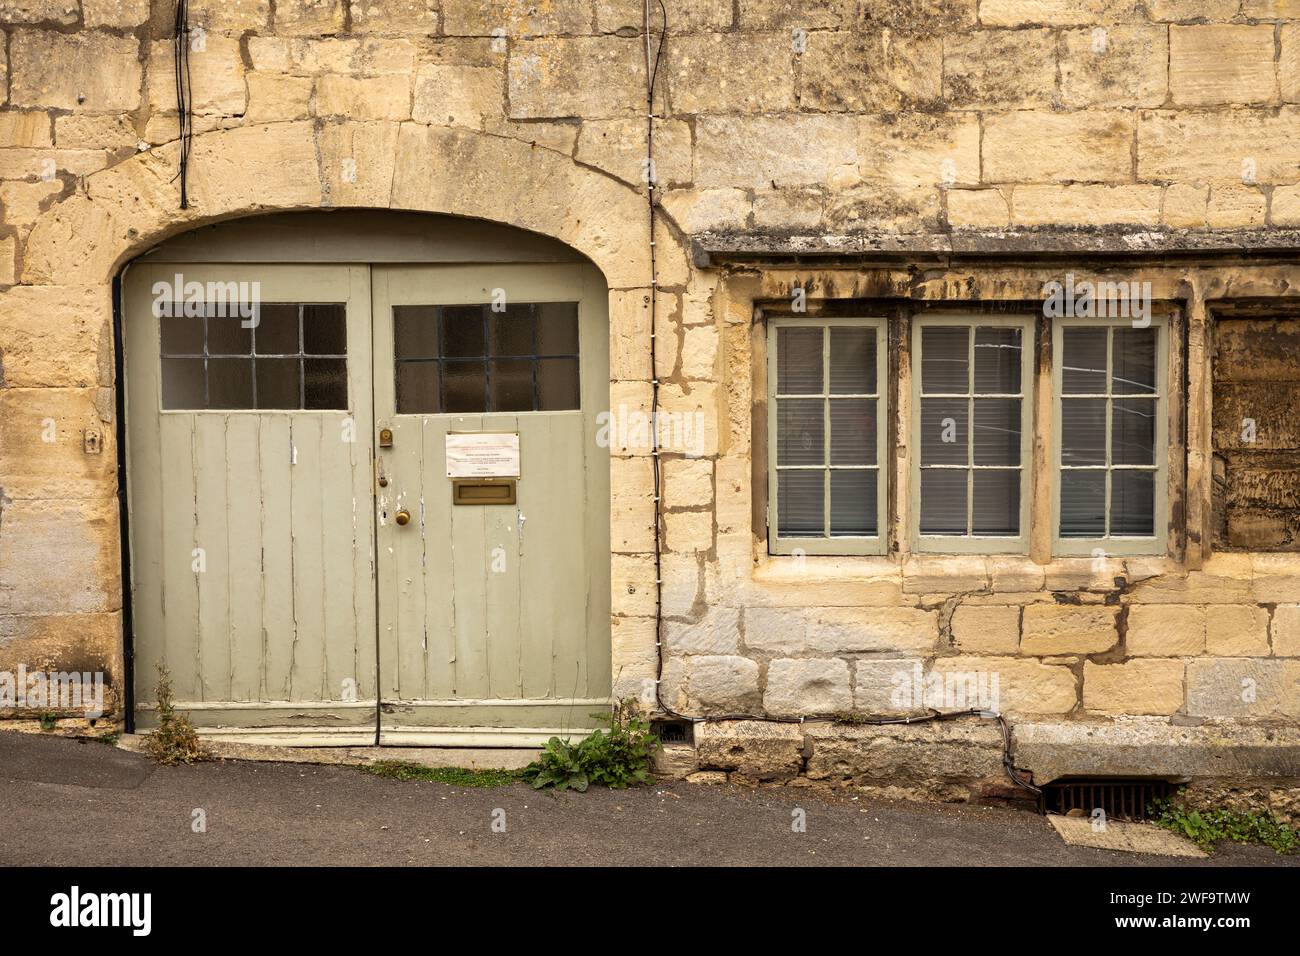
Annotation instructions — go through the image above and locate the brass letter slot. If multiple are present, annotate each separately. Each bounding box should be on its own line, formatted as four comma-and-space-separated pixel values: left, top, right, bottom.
452, 478, 517, 505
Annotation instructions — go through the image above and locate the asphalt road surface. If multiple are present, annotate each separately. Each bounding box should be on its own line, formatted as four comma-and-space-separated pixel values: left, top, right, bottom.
0, 731, 1293, 867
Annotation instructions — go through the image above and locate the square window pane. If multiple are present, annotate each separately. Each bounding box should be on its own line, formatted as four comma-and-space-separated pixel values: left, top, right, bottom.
440, 306, 486, 358
1111, 470, 1155, 536
1060, 470, 1106, 538
776, 327, 823, 395
394, 305, 440, 360
829, 398, 876, 465
1061, 398, 1107, 466
160, 314, 204, 355
1062, 327, 1107, 393
538, 357, 580, 410
972, 469, 1020, 536
974, 326, 1022, 394
489, 304, 536, 357
921, 326, 969, 393
303, 358, 346, 409
208, 358, 253, 408
443, 360, 486, 412
396, 361, 439, 413
489, 358, 534, 412
161, 357, 205, 408
778, 471, 824, 537
920, 468, 968, 535
536, 302, 579, 355
777, 398, 824, 466
829, 327, 875, 394
1112, 398, 1156, 465
920, 398, 967, 466
302, 304, 346, 355
255, 304, 301, 355
973, 398, 1021, 466
208, 314, 252, 355
255, 357, 301, 409
1112, 327, 1156, 395
831, 470, 877, 536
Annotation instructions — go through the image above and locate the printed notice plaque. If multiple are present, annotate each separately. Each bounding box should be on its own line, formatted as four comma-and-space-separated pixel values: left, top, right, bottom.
445, 433, 521, 478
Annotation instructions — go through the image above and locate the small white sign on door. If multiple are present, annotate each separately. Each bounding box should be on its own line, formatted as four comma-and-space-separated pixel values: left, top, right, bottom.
445, 432, 520, 478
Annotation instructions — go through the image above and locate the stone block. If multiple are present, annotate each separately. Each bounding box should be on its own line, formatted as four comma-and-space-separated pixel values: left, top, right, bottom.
679, 656, 762, 715
315, 75, 412, 121
1205, 605, 1271, 657
800, 30, 941, 112
984, 111, 1133, 183
1020, 604, 1118, 655
1273, 605, 1300, 656
951, 604, 1021, 654
148, 36, 246, 116
9, 31, 142, 112
764, 658, 852, 716
662, 458, 713, 509
803, 719, 1005, 783
1126, 604, 1207, 656
412, 64, 503, 129
508, 37, 645, 120
1059, 25, 1168, 108
944, 28, 1055, 109
695, 113, 859, 189
665, 607, 740, 655
1170, 25, 1276, 107
1083, 659, 1185, 715
1186, 659, 1300, 718
933, 656, 1078, 715
695, 719, 804, 779
1138, 109, 1300, 184
667, 32, 795, 114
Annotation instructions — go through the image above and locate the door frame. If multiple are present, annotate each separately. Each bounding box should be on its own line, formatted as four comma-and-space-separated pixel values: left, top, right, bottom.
114, 212, 612, 745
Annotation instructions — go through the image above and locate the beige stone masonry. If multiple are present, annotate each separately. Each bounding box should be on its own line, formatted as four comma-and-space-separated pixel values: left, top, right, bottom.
1127, 604, 1207, 656
1021, 605, 1119, 655
1083, 660, 1186, 716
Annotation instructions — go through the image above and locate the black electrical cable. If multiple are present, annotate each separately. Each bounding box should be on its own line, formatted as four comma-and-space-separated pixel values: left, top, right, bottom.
172, 0, 193, 209
638, 3, 1038, 796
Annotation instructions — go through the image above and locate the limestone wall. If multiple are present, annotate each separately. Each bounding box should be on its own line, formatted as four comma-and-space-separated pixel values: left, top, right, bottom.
0, 0, 1298, 774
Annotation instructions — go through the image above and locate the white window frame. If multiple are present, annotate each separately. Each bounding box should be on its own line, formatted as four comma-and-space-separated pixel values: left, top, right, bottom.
910, 313, 1035, 555
1052, 315, 1169, 557
767, 316, 888, 556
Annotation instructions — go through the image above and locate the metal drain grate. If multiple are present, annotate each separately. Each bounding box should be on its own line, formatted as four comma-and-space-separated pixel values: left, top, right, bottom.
651, 719, 693, 745
1039, 778, 1173, 822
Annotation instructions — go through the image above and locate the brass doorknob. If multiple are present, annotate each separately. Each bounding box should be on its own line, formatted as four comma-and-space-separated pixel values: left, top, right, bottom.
394, 509, 411, 526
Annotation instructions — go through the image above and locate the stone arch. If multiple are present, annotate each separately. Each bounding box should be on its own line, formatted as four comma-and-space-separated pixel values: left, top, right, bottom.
22, 120, 689, 290
13, 120, 684, 717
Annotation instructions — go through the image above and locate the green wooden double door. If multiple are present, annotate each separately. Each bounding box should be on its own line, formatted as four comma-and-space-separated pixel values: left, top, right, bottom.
124, 262, 611, 745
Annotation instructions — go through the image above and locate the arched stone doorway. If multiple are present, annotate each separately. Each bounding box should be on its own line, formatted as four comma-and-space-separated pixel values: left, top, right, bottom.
122, 210, 611, 745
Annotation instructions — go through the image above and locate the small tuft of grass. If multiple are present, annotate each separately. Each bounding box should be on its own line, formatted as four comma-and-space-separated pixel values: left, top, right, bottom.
39, 711, 58, 731
362, 760, 522, 788
96, 730, 121, 745
1151, 792, 1299, 855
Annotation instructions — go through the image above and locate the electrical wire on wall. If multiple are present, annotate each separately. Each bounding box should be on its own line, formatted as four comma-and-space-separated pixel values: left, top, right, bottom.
639, 3, 1038, 796
173, 0, 194, 209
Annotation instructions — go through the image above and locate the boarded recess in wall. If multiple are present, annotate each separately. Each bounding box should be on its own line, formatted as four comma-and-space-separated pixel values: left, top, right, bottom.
1212, 313, 1300, 550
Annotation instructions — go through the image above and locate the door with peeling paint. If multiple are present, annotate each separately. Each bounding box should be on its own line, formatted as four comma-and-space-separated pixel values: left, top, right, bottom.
372, 264, 611, 744
124, 263, 377, 742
